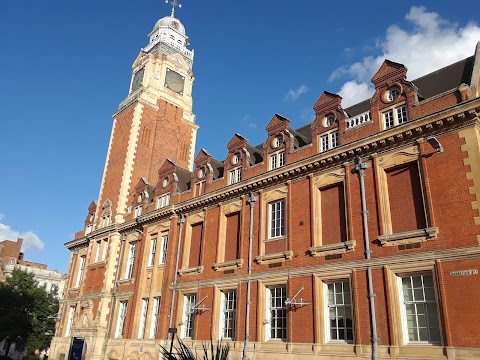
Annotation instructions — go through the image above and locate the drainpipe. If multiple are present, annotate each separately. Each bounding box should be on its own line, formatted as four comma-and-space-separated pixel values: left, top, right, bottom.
353, 156, 378, 360
168, 214, 185, 334
243, 192, 257, 360
101, 232, 126, 360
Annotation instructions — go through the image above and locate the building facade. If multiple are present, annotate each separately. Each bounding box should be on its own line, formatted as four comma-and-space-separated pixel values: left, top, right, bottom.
50, 6, 480, 360
0, 238, 65, 296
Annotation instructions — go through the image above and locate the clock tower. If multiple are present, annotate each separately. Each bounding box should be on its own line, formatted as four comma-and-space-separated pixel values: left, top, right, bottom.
96, 2, 197, 224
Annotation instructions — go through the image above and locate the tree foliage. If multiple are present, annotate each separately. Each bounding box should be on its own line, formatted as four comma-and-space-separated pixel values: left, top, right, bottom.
0, 268, 59, 356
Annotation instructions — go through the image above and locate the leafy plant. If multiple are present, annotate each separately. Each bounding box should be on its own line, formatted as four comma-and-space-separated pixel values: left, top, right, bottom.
159, 338, 230, 360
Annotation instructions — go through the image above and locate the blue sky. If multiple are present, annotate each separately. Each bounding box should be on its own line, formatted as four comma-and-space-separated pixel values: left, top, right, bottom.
1, 1, 480, 273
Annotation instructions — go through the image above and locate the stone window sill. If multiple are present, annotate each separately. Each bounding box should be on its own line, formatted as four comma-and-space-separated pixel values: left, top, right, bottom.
378, 227, 439, 246
309, 240, 356, 257
178, 265, 204, 276
256, 251, 293, 265
213, 258, 244, 271
116, 278, 134, 286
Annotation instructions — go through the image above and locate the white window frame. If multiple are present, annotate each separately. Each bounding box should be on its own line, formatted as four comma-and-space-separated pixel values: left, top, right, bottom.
219, 290, 237, 340
269, 151, 285, 170
125, 243, 137, 279
74, 256, 86, 288
320, 130, 339, 153
324, 281, 353, 343
85, 224, 92, 235
65, 305, 76, 336
101, 239, 108, 261
398, 274, 441, 344
159, 234, 169, 265
137, 298, 149, 339
115, 301, 128, 338
147, 238, 157, 267
94, 240, 101, 263
265, 286, 287, 341
101, 215, 110, 228
268, 199, 285, 239
229, 167, 242, 185
383, 105, 408, 129
181, 294, 196, 339
149, 297, 160, 339
134, 205, 142, 218
157, 194, 170, 209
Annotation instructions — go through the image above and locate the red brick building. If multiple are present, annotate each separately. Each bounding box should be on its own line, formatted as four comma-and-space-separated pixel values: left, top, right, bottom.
49, 7, 480, 360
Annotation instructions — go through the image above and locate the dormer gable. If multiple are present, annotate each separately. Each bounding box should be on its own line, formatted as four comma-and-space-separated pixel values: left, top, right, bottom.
155, 159, 178, 199
192, 149, 214, 196
313, 91, 343, 115
133, 178, 154, 206
225, 133, 250, 169
371, 60, 408, 88
312, 91, 345, 140
84, 201, 97, 234
266, 113, 290, 133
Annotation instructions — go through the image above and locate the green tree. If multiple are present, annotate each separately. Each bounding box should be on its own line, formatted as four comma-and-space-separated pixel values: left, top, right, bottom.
0, 268, 59, 358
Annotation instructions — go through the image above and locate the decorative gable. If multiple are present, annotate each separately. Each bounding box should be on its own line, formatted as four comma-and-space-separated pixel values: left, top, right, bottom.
371, 60, 407, 88
264, 114, 295, 157
311, 91, 346, 140
155, 159, 179, 197
225, 134, 250, 170
192, 149, 214, 193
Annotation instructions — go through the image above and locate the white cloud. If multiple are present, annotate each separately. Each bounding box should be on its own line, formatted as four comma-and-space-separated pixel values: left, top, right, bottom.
331, 6, 480, 107
0, 213, 4, 221
248, 123, 257, 129
284, 84, 309, 101
338, 81, 374, 108
0, 222, 45, 252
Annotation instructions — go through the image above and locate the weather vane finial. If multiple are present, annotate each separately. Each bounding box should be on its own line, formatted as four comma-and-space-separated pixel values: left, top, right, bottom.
165, 0, 182, 17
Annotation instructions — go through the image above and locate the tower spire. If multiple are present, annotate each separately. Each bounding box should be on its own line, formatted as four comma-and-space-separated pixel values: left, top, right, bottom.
165, 0, 182, 17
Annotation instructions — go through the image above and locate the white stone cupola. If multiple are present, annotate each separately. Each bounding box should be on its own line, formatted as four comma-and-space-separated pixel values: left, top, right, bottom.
142, 2, 194, 68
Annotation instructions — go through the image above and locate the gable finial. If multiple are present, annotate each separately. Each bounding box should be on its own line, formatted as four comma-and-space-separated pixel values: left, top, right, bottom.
165, 0, 182, 17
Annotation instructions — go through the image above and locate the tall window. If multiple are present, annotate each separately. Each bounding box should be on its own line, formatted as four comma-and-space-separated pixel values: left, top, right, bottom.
399, 274, 440, 343
383, 105, 408, 129
229, 168, 241, 185
134, 205, 142, 218
115, 301, 128, 338
137, 298, 149, 339
148, 238, 157, 267
149, 297, 160, 339
320, 130, 339, 152
74, 256, 86, 288
125, 243, 137, 279
101, 215, 111, 228
157, 194, 170, 209
220, 291, 237, 339
325, 281, 353, 342
269, 200, 285, 239
101, 239, 108, 261
182, 294, 196, 339
270, 151, 285, 170
94, 240, 102, 263
65, 305, 76, 336
266, 286, 287, 340
159, 234, 169, 265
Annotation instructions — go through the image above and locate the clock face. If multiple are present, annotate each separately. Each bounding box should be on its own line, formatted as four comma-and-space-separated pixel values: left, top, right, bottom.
165, 68, 185, 95
131, 68, 145, 93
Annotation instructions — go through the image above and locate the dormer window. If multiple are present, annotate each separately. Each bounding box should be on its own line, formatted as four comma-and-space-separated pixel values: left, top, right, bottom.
324, 114, 336, 127
270, 151, 285, 170
320, 130, 339, 153
383, 86, 402, 103
157, 194, 170, 209
272, 135, 283, 148
383, 105, 408, 129
232, 153, 241, 165
229, 168, 241, 185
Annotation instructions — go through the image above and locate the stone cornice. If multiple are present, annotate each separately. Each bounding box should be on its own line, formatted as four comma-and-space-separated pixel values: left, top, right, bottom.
171, 245, 480, 291
66, 99, 480, 248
